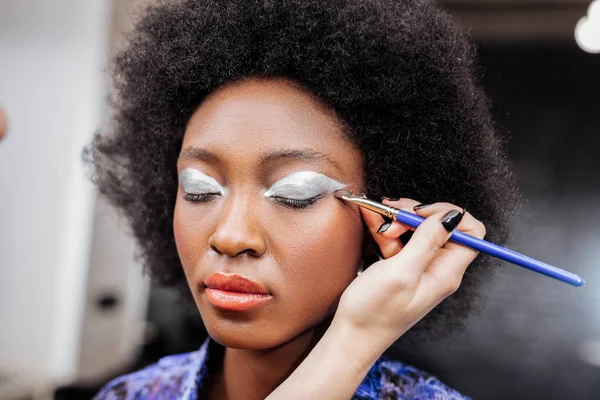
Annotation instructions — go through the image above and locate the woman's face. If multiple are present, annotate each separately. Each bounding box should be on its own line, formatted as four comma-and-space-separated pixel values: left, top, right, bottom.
174, 79, 365, 349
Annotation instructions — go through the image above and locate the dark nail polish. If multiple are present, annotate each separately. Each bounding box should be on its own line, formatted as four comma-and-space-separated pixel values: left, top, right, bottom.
413, 203, 432, 211
382, 196, 400, 202
377, 220, 392, 233
441, 210, 464, 232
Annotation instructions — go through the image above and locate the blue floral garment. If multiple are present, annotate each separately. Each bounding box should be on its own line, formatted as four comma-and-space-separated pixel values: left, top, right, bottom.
94, 337, 469, 400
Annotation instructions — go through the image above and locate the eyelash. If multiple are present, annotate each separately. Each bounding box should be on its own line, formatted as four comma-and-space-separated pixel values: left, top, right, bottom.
271, 195, 322, 209
182, 193, 219, 202
183, 193, 322, 209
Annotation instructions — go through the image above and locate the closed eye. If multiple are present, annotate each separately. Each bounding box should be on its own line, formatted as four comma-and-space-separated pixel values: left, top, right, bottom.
271, 194, 323, 209
183, 193, 220, 203
179, 168, 224, 203
264, 171, 346, 207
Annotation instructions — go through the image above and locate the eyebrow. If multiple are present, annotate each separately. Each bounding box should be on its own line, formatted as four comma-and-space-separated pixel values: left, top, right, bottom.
178, 147, 341, 171
178, 147, 221, 164
260, 149, 341, 171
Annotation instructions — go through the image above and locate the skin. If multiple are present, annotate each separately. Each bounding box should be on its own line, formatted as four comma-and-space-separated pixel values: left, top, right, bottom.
174, 78, 486, 399
267, 201, 486, 400
174, 78, 366, 400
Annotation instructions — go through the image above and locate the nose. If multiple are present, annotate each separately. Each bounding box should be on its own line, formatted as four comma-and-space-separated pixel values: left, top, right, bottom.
208, 193, 266, 258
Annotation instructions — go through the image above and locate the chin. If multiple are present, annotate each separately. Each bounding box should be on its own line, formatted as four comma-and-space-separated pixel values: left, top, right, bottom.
201, 310, 326, 352
196, 292, 336, 351
204, 322, 292, 350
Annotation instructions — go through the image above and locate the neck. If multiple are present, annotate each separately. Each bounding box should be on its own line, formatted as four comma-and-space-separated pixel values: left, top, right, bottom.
207, 319, 332, 400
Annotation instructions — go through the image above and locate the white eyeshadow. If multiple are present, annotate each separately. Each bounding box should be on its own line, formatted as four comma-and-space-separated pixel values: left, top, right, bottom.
264, 171, 346, 200
179, 168, 224, 194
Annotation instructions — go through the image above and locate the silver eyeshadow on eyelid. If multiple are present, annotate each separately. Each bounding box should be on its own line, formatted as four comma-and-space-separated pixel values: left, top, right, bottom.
264, 171, 346, 200
179, 168, 224, 195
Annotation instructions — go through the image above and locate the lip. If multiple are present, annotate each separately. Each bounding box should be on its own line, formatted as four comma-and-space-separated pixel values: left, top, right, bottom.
204, 272, 272, 311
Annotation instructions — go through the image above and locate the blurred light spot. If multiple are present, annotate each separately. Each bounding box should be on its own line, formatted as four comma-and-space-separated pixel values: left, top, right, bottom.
575, 1, 600, 54
579, 339, 600, 367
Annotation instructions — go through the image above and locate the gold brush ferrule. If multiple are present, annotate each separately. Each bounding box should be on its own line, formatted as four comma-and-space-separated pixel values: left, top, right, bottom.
334, 191, 399, 220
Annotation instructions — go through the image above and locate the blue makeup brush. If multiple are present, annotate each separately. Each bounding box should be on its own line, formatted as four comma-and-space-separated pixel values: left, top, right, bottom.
334, 191, 585, 287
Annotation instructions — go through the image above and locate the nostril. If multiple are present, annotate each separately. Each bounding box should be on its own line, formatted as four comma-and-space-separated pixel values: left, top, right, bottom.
208, 227, 266, 258
210, 244, 222, 255
238, 249, 260, 258
210, 245, 260, 258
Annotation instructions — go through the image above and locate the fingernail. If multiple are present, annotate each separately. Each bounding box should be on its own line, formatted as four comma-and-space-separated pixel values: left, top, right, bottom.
413, 203, 431, 211
377, 220, 392, 234
441, 210, 464, 232
381, 196, 400, 202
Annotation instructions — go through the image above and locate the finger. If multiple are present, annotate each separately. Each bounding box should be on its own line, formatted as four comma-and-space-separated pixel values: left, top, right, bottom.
411, 244, 478, 311
378, 198, 421, 240
381, 197, 421, 210
420, 211, 486, 296
360, 207, 407, 258
421, 245, 478, 300
362, 198, 421, 258
361, 198, 426, 258
376, 216, 408, 239
388, 208, 462, 288
414, 202, 486, 246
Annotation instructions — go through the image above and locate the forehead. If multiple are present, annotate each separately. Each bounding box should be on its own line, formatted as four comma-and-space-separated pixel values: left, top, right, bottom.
182, 79, 363, 176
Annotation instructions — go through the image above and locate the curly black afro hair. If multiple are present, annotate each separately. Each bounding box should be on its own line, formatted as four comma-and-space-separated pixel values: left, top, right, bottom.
88, 0, 520, 342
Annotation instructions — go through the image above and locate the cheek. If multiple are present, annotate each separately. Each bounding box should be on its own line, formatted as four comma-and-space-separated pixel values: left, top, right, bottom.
173, 197, 211, 278
266, 201, 364, 306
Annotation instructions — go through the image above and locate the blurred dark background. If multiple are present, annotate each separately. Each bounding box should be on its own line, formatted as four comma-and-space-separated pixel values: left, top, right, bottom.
391, 44, 600, 400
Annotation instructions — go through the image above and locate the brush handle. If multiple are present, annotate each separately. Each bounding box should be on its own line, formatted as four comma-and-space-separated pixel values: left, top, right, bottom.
393, 209, 585, 287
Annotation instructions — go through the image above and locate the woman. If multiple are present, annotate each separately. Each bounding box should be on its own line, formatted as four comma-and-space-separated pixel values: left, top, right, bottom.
90, 0, 519, 398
